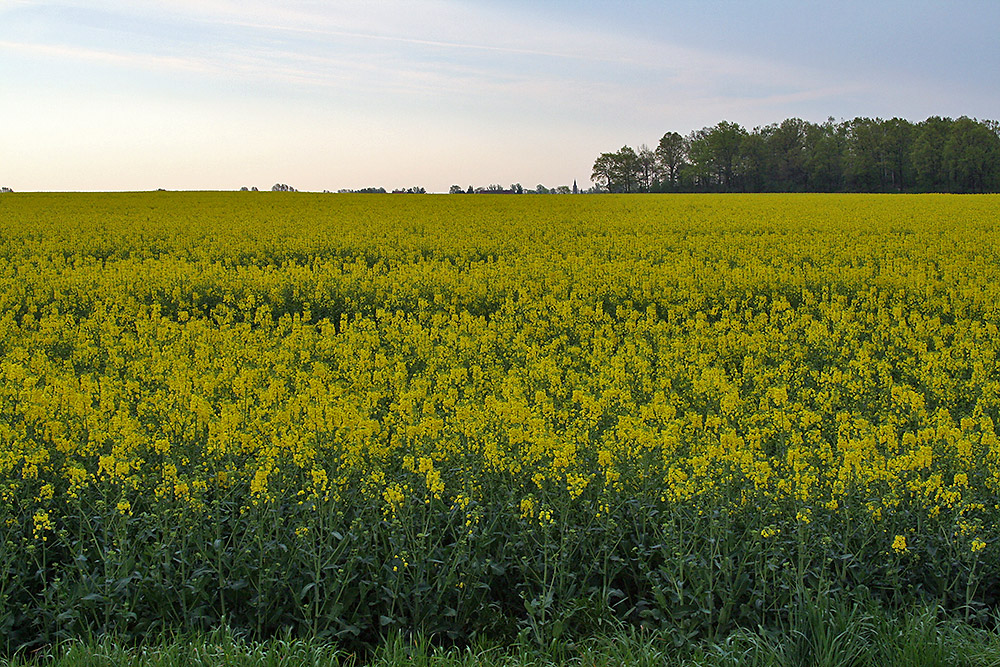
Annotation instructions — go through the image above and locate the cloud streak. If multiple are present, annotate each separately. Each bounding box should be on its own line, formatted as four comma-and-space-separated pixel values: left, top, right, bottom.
2, 0, 845, 100
0, 39, 215, 74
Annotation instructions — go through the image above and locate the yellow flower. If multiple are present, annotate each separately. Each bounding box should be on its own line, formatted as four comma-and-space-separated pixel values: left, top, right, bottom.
32, 510, 53, 541
519, 497, 535, 519
892, 534, 908, 554
597, 449, 613, 468
566, 473, 589, 499
382, 484, 405, 516
971, 538, 986, 553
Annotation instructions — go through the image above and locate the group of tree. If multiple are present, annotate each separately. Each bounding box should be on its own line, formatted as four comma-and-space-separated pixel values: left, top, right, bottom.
239, 184, 296, 191
449, 182, 580, 194
333, 186, 427, 193
0, 186, 13, 193
237, 185, 426, 193
592, 116, 1000, 194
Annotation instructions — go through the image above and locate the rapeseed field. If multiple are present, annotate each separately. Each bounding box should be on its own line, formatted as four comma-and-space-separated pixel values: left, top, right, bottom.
2, 192, 999, 652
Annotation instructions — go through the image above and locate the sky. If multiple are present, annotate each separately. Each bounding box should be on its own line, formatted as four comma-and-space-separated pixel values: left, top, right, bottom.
2, 0, 999, 193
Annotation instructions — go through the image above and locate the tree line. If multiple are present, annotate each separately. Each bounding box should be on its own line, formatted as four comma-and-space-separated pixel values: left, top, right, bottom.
593, 116, 1000, 194
449, 183, 580, 194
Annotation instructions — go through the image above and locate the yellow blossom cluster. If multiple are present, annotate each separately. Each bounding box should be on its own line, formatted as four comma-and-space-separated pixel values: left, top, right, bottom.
1, 192, 999, 558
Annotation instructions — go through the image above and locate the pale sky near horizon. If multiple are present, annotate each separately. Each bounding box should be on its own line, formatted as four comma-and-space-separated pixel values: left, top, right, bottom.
2, 0, 999, 193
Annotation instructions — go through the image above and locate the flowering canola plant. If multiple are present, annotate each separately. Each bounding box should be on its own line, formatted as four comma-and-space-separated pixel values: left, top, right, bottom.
2, 192, 1000, 647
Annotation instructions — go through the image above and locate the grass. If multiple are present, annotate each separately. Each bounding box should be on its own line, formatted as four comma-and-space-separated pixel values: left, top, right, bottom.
5, 605, 1000, 667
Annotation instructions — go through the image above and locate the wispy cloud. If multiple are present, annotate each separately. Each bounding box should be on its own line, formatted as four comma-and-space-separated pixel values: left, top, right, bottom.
223, 18, 638, 66
0, 39, 216, 74
0, 0, 865, 121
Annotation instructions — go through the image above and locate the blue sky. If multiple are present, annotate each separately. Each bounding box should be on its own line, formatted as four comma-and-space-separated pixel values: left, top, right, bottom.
2, 0, 998, 192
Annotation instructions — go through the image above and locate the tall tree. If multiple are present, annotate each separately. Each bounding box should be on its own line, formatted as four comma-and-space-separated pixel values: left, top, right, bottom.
943, 116, 1000, 193
911, 116, 954, 192
637, 144, 657, 193
591, 153, 618, 192
763, 118, 810, 191
592, 146, 641, 192
685, 122, 747, 191
655, 131, 687, 190
738, 131, 768, 192
845, 117, 892, 191
615, 145, 640, 193
706, 121, 747, 191
881, 117, 915, 191
805, 118, 846, 192
684, 128, 714, 190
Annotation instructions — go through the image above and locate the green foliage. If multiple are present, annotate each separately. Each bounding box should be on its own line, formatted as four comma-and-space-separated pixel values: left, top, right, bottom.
597, 115, 1000, 193
5, 609, 1000, 667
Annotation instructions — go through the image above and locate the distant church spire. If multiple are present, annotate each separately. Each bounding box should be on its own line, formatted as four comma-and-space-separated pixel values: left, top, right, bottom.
572, 180, 578, 194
